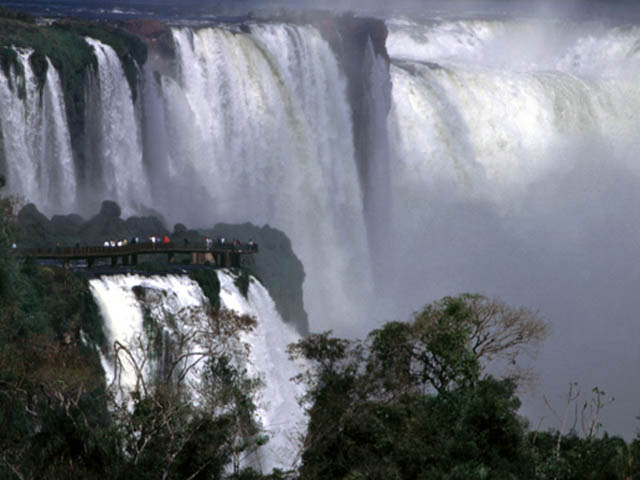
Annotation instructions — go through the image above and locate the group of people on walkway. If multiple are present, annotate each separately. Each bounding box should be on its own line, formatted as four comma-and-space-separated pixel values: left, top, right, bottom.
149, 235, 171, 245
204, 237, 257, 251
102, 237, 141, 248
92, 235, 257, 251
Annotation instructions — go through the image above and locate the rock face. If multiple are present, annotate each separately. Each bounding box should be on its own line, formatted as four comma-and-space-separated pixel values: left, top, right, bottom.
50, 214, 84, 238
98, 200, 121, 218
203, 223, 309, 336
123, 19, 174, 59
295, 12, 392, 190
17, 203, 53, 245
17, 200, 168, 247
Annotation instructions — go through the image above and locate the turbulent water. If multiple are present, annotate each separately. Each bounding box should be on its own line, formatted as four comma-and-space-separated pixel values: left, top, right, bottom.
4, 14, 640, 435
89, 271, 307, 473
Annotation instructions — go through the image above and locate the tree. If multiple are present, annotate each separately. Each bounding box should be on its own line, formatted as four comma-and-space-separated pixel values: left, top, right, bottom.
106, 297, 265, 479
288, 294, 543, 479
413, 294, 549, 385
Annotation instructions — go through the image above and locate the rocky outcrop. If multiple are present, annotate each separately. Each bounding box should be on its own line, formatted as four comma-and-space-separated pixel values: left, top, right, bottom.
311, 13, 391, 190
203, 223, 309, 336
123, 19, 174, 59
50, 213, 84, 238
17, 203, 53, 246
16, 200, 167, 247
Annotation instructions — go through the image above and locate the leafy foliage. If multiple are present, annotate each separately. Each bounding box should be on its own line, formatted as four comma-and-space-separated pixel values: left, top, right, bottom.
233, 267, 252, 298
288, 297, 536, 479
191, 268, 221, 310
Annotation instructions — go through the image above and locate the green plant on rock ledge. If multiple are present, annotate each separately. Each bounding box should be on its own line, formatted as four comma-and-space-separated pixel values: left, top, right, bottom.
232, 267, 252, 298
191, 268, 221, 310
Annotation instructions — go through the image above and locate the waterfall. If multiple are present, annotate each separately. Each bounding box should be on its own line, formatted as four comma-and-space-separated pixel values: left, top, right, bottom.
84, 37, 150, 215
385, 18, 640, 304
0, 50, 76, 213
360, 38, 393, 303
160, 24, 373, 334
89, 271, 307, 473
217, 270, 308, 472
0, 21, 376, 335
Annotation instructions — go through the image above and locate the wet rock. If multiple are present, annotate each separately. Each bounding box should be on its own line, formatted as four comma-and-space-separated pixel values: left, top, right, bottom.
204, 222, 309, 336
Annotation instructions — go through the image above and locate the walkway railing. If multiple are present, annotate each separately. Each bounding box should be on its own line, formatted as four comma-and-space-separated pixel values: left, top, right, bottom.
11, 241, 258, 268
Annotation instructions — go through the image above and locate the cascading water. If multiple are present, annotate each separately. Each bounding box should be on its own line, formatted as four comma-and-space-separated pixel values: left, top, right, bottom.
156, 24, 373, 334
360, 38, 393, 295
216, 271, 308, 472
0, 51, 76, 214
84, 37, 150, 215
89, 271, 307, 473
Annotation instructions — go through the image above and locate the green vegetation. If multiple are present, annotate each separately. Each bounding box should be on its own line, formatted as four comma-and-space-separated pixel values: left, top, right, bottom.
0, 184, 110, 478
233, 267, 251, 298
287, 296, 638, 480
191, 268, 221, 310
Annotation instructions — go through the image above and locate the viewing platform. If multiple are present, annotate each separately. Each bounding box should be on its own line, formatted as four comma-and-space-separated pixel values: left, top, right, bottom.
12, 242, 258, 269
